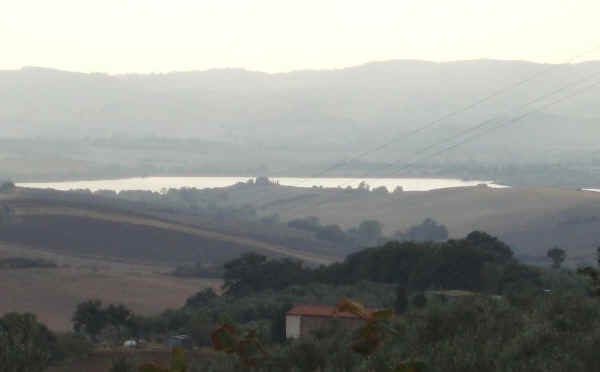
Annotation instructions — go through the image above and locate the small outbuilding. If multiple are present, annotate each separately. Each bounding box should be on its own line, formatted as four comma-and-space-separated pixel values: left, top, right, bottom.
285, 305, 377, 339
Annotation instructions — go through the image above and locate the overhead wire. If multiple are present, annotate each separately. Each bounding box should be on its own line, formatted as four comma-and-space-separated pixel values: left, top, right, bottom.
370, 69, 600, 179
376, 77, 600, 179
275, 44, 600, 187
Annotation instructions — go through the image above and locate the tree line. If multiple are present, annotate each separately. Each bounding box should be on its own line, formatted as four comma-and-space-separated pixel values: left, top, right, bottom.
222, 231, 529, 297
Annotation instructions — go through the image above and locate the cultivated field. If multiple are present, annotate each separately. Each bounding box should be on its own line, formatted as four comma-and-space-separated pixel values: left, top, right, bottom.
0, 243, 221, 331
0, 188, 338, 265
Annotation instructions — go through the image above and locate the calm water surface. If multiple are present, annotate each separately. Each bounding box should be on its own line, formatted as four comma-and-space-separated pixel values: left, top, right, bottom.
18, 176, 507, 193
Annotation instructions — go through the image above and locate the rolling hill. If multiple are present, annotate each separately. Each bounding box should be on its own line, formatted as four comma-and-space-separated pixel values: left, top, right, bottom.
205, 182, 600, 266
0, 188, 338, 266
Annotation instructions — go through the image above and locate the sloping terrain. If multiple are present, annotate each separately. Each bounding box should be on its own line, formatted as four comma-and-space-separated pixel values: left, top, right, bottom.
0, 188, 337, 265
0, 243, 221, 331
216, 183, 600, 264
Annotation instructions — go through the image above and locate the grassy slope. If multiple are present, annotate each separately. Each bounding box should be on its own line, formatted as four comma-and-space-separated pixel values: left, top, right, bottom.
222, 184, 600, 264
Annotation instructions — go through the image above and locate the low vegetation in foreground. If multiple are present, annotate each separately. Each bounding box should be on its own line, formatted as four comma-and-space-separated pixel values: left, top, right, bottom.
3, 232, 600, 371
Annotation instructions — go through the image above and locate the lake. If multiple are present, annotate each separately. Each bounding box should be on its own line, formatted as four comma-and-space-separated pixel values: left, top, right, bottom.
18, 176, 508, 193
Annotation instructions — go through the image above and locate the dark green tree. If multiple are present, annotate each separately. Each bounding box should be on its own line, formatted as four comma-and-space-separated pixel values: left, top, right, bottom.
547, 247, 566, 269
0, 181, 15, 193
105, 304, 134, 341
412, 293, 427, 309
223, 253, 309, 296
351, 220, 383, 245
185, 288, 218, 308
315, 224, 347, 243
72, 300, 107, 341
394, 286, 409, 314
0, 312, 58, 372
223, 253, 268, 296
398, 218, 449, 242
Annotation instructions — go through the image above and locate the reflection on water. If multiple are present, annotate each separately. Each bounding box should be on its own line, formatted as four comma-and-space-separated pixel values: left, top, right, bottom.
18, 176, 508, 193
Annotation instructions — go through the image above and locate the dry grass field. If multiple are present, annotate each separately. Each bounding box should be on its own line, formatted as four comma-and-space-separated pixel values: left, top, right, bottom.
227, 184, 600, 263
0, 243, 221, 331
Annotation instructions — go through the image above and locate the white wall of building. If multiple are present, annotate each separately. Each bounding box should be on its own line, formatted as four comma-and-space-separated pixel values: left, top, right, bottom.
285, 315, 301, 339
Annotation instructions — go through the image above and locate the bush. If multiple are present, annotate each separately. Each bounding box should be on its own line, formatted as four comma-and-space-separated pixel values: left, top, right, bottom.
0, 313, 58, 372
0, 181, 15, 193
412, 293, 427, 309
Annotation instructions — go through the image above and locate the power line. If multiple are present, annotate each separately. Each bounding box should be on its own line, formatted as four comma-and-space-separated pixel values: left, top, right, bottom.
286, 45, 600, 183
395, 69, 600, 166
381, 78, 600, 178
329, 68, 600, 190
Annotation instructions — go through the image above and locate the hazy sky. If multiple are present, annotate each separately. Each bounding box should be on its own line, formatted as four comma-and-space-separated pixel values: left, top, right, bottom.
2, 0, 599, 74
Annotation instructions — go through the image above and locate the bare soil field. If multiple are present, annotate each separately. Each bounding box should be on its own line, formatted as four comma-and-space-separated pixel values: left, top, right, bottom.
0, 244, 221, 331
0, 189, 337, 265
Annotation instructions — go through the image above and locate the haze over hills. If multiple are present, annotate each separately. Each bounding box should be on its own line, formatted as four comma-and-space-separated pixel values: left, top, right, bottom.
2, 60, 600, 150
2, 59, 600, 186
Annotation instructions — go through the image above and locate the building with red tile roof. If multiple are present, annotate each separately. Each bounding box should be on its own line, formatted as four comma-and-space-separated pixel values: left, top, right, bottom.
285, 305, 378, 339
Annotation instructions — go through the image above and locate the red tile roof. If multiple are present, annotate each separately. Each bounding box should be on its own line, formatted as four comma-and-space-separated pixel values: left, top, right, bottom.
286, 305, 377, 319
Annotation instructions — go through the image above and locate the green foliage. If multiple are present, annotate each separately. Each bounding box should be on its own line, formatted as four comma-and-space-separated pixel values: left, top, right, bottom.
381, 294, 600, 372
223, 253, 309, 296
218, 231, 535, 299
394, 218, 448, 242
72, 300, 107, 340
211, 324, 268, 367
320, 231, 522, 293
72, 300, 135, 342
351, 220, 383, 246
334, 298, 396, 356
394, 286, 409, 314
0, 312, 58, 372
576, 266, 600, 296
288, 216, 386, 246
0, 181, 15, 193
547, 246, 567, 269
411, 293, 427, 309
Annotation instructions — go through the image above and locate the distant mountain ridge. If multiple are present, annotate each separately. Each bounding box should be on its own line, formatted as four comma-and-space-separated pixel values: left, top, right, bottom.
2, 59, 600, 175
